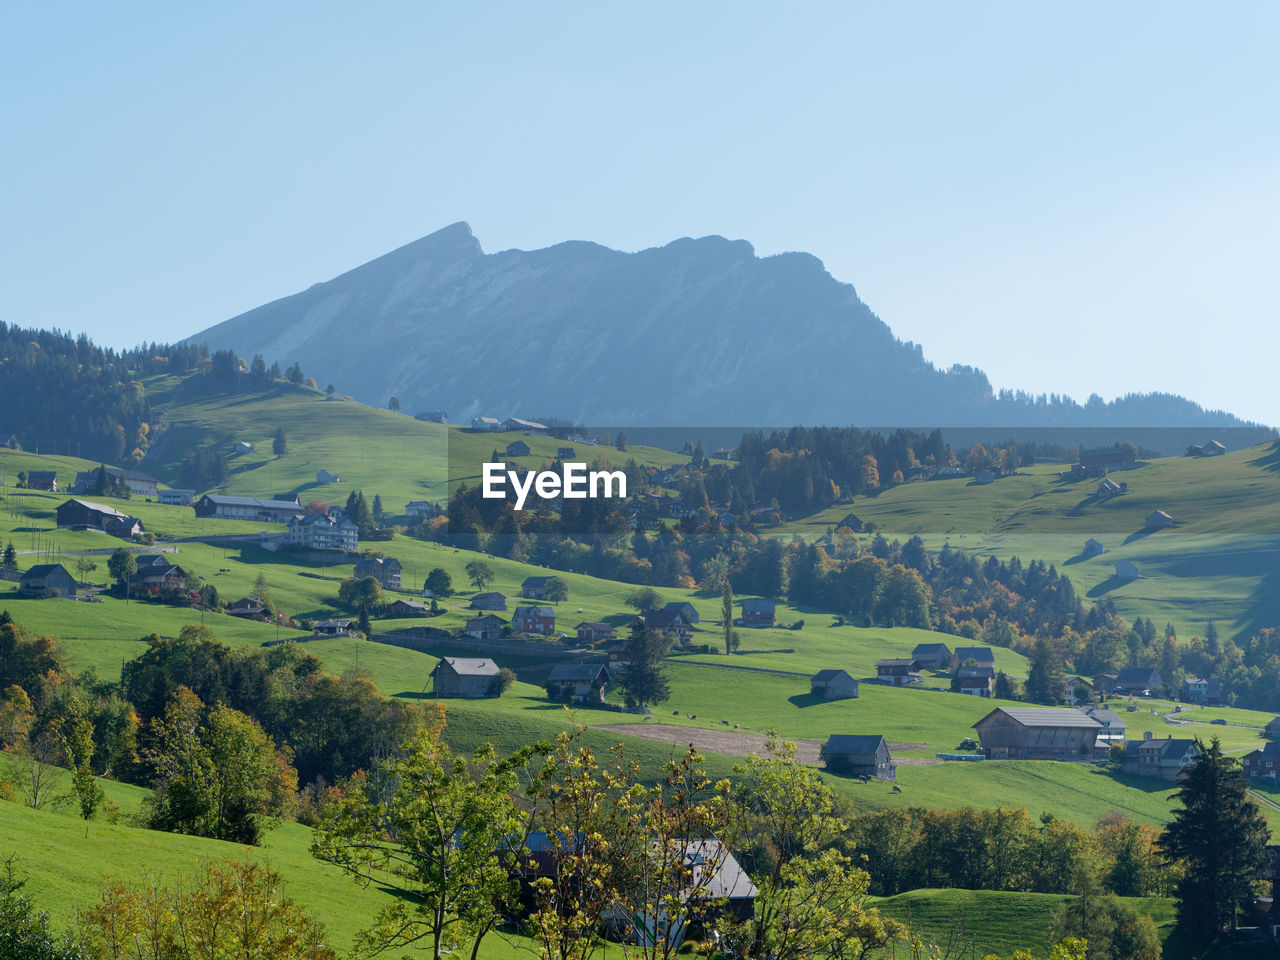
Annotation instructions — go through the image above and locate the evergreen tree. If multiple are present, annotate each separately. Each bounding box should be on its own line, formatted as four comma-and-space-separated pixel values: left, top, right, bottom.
388, 396, 400, 412
424, 568, 453, 598
1025, 636, 1065, 704
722, 580, 734, 655
1159, 738, 1270, 940
1, 542, 15, 569
372, 494, 384, 523
616, 621, 673, 710
272, 427, 287, 457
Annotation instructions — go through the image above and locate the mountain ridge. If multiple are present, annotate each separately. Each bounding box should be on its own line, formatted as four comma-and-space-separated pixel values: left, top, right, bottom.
186, 222, 1263, 430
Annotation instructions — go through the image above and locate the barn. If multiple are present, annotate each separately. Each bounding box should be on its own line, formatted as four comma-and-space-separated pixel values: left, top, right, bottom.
822, 735, 895, 780
972, 707, 1101, 761
431, 657, 502, 698
810, 669, 859, 700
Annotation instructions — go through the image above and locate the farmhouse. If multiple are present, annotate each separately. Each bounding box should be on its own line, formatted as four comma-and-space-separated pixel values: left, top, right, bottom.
1083, 538, 1105, 558
431, 657, 502, 698
470, 592, 507, 611
822, 735, 895, 780
1132, 736, 1200, 780
464, 614, 505, 640
415, 411, 449, 424
158, 488, 195, 506
875, 658, 922, 686
911, 642, 953, 670
129, 557, 188, 594
740, 598, 775, 627
1146, 510, 1175, 530
1114, 560, 1140, 582
502, 417, 547, 433
312, 618, 354, 636
1096, 478, 1121, 498
19, 564, 77, 598
575, 621, 616, 643
354, 555, 403, 590
811, 669, 859, 700
662, 601, 699, 624
288, 513, 359, 551
638, 608, 692, 640
26, 471, 57, 491
234, 441, 255, 455
316, 469, 340, 483
1082, 706, 1127, 743
227, 598, 267, 619
505, 440, 531, 457
1266, 718, 1280, 740
1114, 667, 1161, 696
521, 576, 554, 599
544, 663, 610, 703
73, 467, 160, 497
1188, 439, 1227, 457
55, 499, 143, 539
1092, 673, 1118, 695
837, 513, 864, 532
470, 416, 502, 431
405, 500, 441, 519
386, 599, 429, 617
1077, 447, 1136, 475
1243, 742, 1280, 780
1182, 677, 1222, 705
951, 647, 995, 673
956, 665, 995, 697
195, 494, 302, 523
972, 707, 1101, 761
513, 605, 556, 635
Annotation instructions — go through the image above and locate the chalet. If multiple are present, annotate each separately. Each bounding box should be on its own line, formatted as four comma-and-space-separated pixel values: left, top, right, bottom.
1093, 673, 1119, 695
1077, 447, 1136, 476
470, 416, 502, 431
662, 601, 699, 624
73, 467, 160, 497
956, 665, 995, 697
158, 488, 195, 506
1182, 676, 1222, 705
1146, 510, 1175, 530
875, 658, 921, 686
1114, 560, 1140, 582
1244, 742, 1280, 780
513, 605, 556, 635
740, 598, 775, 627
639, 608, 691, 640
951, 647, 996, 673
387, 599, 430, 617
105, 515, 144, 540
544, 663, 610, 703
405, 500, 441, 518
19, 564, 77, 598
354, 556, 402, 591
1096, 478, 1121, 498
464, 614, 505, 640
521, 576, 554, 599
26, 471, 57, 491
414, 411, 449, 424
502, 417, 547, 433
575, 621, 616, 643
431, 657, 502, 698
837, 513, 864, 532
1083, 538, 1105, 558
811, 669, 859, 700
911, 642, 953, 670
972, 707, 1101, 761
1114, 667, 1161, 696
235, 441, 255, 455
227, 598, 267, 618
470, 592, 508, 611
313, 618, 354, 635
1082, 706, 1127, 743
129, 558, 188, 594
506, 440, 531, 457
1186, 443, 1204, 457
822, 734, 895, 780
1266, 718, 1280, 741
288, 513, 359, 551
1202, 439, 1227, 456
1133, 736, 1200, 780
315, 469, 340, 483
195, 494, 302, 523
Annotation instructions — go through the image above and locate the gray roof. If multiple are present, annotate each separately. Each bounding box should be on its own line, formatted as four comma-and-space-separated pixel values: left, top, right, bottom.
22, 563, 71, 579
812, 669, 854, 683
1083, 707, 1127, 729
515, 605, 555, 618
62, 498, 130, 519
957, 666, 995, 680
825, 734, 888, 757
684, 840, 757, 900
977, 707, 1101, 729
547, 663, 609, 683
876, 658, 919, 668
912, 642, 953, 655
439, 657, 501, 677
200, 494, 302, 511
954, 646, 995, 663
741, 598, 775, 611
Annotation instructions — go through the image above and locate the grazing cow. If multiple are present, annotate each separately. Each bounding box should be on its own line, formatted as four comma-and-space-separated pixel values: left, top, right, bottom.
721, 720, 730, 725
892, 785, 903, 794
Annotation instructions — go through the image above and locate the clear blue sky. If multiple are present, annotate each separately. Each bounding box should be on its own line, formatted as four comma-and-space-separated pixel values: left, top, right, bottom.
3, 2, 1276, 424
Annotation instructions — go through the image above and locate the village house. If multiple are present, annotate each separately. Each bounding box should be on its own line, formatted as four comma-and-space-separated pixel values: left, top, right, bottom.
234, 441, 255, 455
470, 592, 508, 611
1083, 706, 1127, 743
158, 488, 195, 506
1114, 560, 1140, 582
1146, 509, 1175, 530
911, 642, 953, 670
470, 416, 502, 431
1182, 676, 1222, 705
55, 499, 144, 539
521, 576, 554, 599
663, 600, 699, 624
464, 613, 505, 640
19, 564, 77, 598
73, 467, 160, 498
195, 494, 302, 523
414, 411, 449, 424
1243, 742, 1280, 780
128, 556, 188, 594
972, 706, 1102, 761
575, 621, 616, 644
386, 599, 430, 617
313, 618, 354, 636
544, 663, 610, 703
822, 734, 895, 780
26, 471, 57, 491
1083, 538, 1106, 558
951, 646, 996, 673
1092, 673, 1119, 695
1131, 735, 1200, 780
354, 555, 402, 591
876, 658, 922, 686
288, 512, 359, 551
1076, 447, 1136, 476
227, 598, 267, 619
956, 665, 995, 697
512, 605, 556, 635
404, 500, 441, 519
638, 608, 692, 641
739, 597, 775, 627
505, 440, 531, 457
1113, 666, 1162, 696
431, 657, 503, 698
502, 417, 547, 433
315, 469, 340, 483
837, 513, 864, 532
1096, 478, 1122, 498
810, 669, 859, 700
1266, 718, 1280, 740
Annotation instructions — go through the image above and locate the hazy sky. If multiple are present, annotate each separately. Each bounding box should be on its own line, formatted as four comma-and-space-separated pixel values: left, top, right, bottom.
3, 3, 1277, 424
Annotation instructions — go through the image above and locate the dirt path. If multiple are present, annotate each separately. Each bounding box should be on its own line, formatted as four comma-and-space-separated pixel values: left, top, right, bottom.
594, 723, 939, 765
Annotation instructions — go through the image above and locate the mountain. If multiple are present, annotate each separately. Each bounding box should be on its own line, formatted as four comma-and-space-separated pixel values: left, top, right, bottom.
187, 222, 1259, 430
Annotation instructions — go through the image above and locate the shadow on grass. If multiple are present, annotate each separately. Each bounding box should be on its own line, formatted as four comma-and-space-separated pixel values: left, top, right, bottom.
787, 692, 825, 709
1123, 528, 1156, 545
1246, 440, 1280, 472
1086, 575, 1133, 598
